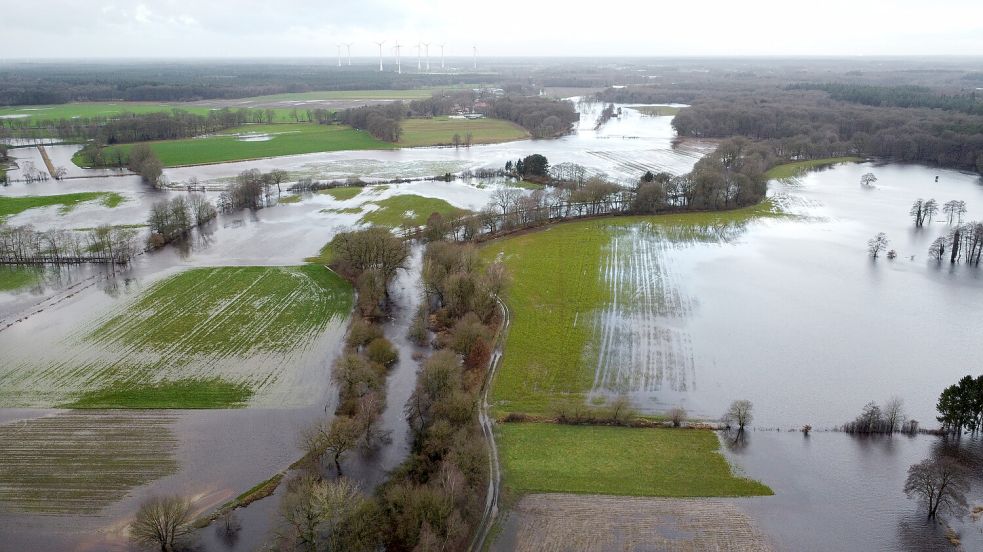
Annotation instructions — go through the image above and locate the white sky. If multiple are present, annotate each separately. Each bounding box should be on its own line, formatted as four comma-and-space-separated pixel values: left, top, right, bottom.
5, 0, 983, 58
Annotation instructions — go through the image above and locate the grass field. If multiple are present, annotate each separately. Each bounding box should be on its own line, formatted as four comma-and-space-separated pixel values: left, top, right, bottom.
0, 191, 125, 220
0, 266, 41, 292
319, 186, 364, 200
497, 423, 771, 497
359, 194, 467, 228
398, 117, 529, 147
0, 102, 298, 125
0, 265, 352, 408
92, 123, 394, 167
764, 156, 864, 180
481, 205, 779, 415
632, 105, 681, 117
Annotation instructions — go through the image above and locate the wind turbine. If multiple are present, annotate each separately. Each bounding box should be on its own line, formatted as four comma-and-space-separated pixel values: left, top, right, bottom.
439, 44, 446, 70
423, 42, 431, 72
472, 44, 478, 70
336, 44, 342, 67
374, 41, 385, 72
345, 43, 353, 66
393, 41, 402, 74
416, 43, 422, 71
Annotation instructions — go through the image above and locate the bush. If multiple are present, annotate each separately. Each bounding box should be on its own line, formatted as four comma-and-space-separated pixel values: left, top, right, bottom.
365, 337, 398, 367
347, 319, 384, 350
668, 406, 687, 428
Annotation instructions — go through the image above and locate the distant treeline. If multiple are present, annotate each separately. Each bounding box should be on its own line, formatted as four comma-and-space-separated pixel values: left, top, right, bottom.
0, 64, 497, 105
480, 96, 578, 138
787, 83, 983, 115
600, 82, 983, 174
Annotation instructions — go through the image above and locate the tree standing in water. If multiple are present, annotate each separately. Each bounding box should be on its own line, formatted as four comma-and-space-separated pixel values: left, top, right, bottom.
725, 400, 753, 431
904, 457, 969, 520
860, 173, 877, 187
868, 232, 889, 258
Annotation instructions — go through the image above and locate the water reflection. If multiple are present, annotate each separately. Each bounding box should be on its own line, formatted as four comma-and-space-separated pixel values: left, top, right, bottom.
724, 431, 983, 551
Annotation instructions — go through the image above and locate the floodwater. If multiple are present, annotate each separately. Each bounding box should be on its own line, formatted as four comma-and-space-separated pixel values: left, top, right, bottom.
0, 100, 711, 550
723, 431, 983, 551
594, 162, 983, 430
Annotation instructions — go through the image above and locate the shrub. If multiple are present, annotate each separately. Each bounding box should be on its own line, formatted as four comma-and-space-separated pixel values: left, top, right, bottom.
365, 337, 398, 367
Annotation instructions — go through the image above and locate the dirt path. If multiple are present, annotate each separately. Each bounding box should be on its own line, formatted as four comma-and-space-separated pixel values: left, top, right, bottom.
36, 145, 56, 177
493, 493, 774, 552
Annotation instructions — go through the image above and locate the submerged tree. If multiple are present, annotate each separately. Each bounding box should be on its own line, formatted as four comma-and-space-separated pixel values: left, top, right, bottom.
724, 400, 753, 431
130, 495, 194, 552
868, 232, 889, 258
904, 456, 970, 520
860, 172, 878, 187
943, 200, 967, 225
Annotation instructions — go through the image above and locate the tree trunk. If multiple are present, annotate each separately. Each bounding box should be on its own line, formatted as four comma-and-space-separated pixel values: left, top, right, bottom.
334, 453, 343, 476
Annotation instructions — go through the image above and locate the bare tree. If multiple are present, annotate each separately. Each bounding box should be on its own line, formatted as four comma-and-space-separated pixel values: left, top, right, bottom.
860, 173, 877, 187
883, 397, 906, 433
322, 416, 363, 476
929, 236, 947, 261
725, 400, 753, 431
668, 406, 687, 428
924, 198, 939, 224
130, 495, 194, 552
868, 232, 889, 258
490, 187, 523, 215
943, 200, 967, 225
904, 456, 970, 520
278, 475, 367, 552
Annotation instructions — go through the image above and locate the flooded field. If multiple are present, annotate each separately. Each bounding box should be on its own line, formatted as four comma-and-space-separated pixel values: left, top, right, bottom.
594, 162, 983, 429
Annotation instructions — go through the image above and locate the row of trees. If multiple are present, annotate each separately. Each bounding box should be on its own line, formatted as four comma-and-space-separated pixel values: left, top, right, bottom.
910, 198, 967, 227
928, 222, 983, 265
841, 398, 914, 434
0, 223, 139, 265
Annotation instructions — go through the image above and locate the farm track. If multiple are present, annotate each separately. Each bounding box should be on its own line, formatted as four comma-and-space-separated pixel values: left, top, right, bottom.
501, 493, 773, 552
0, 410, 178, 514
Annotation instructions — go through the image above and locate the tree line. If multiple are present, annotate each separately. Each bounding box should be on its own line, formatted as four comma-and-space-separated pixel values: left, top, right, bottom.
601, 86, 983, 175
0, 63, 496, 105
0, 223, 139, 265
787, 83, 983, 116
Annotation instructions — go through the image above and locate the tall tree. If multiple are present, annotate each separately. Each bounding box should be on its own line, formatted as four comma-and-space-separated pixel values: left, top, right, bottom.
904, 457, 969, 520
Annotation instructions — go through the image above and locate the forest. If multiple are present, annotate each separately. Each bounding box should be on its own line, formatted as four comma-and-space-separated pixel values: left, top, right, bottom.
600, 73, 983, 174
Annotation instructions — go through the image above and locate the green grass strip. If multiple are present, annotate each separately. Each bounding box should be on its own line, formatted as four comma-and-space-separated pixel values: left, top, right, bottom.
498, 423, 772, 497
64, 378, 253, 409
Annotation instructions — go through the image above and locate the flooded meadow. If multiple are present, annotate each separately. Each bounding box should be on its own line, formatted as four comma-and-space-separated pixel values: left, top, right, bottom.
3, 97, 983, 550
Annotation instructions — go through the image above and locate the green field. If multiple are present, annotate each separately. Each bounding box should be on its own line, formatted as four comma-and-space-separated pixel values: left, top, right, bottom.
0, 266, 41, 292
90, 123, 393, 167
632, 105, 681, 117
764, 156, 864, 180
359, 194, 467, 228
497, 423, 771, 497
319, 186, 364, 200
0, 265, 352, 408
0, 192, 125, 220
398, 117, 529, 147
481, 205, 779, 415
0, 102, 300, 125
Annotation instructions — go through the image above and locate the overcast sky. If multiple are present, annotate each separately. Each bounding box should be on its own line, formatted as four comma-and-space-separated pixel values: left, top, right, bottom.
6, 0, 983, 59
